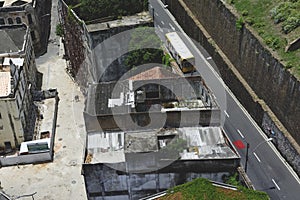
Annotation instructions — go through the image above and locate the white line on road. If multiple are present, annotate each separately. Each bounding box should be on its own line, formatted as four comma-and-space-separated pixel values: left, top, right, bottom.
155, 12, 159, 17
169, 23, 175, 31
161, 21, 165, 25
253, 152, 261, 163
237, 129, 245, 138
272, 179, 281, 190
154, 0, 300, 184
224, 110, 229, 118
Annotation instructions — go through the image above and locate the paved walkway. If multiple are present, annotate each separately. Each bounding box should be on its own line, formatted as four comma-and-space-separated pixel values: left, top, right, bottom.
0, 0, 87, 199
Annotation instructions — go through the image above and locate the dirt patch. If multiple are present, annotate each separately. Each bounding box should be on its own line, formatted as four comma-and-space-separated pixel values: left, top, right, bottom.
216, 187, 245, 199
158, 192, 183, 200
54, 142, 62, 152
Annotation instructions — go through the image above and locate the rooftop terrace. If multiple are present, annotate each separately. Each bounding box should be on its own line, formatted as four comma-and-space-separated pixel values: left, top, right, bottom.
85, 73, 218, 116
85, 12, 152, 33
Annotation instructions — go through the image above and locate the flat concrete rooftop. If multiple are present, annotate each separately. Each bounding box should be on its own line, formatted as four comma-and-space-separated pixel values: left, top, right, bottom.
86, 12, 152, 33
85, 74, 218, 116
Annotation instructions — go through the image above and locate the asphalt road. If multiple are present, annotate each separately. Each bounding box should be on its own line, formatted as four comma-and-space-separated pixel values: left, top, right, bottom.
149, 0, 300, 199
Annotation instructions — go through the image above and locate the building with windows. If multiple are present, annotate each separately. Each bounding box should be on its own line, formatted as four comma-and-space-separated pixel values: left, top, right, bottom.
82, 67, 239, 199
84, 67, 220, 132
0, 0, 51, 56
0, 25, 38, 151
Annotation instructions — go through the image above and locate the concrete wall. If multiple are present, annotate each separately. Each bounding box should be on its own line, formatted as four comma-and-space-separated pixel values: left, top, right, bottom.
84, 109, 220, 132
83, 159, 239, 200
164, 0, 300, 175
167, 0, 300, 144
34, 0, 52, 56
0, 151, 52, 166
0, 93, 59, 167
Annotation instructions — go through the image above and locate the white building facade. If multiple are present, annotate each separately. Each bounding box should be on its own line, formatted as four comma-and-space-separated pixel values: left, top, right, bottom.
0, 25, 37, 150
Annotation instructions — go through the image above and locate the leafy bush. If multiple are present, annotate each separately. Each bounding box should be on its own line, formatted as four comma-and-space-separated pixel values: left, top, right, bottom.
282, 16, 300, 33
241, 10, 249, 16
162, 53, 174, 67
78, 0, 148, 21
245, 17, 254, 25
270, 0, 300, 33
264, 35, 281, 49
55, 23, 64, 37
236, 17, 244, 30
125, 27, 163, 69
225, 173, 240, 186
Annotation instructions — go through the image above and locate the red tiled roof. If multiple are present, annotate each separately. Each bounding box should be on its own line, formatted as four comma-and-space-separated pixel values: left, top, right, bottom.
128, 66, 179, 81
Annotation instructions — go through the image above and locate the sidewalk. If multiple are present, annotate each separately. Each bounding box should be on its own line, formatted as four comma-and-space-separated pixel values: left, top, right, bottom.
0, 0, 87, 199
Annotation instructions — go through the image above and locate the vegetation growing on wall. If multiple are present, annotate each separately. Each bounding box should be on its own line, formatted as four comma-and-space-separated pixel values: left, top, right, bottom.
162, 53, 175, 67
125, 27, 163, 69
227, 0, 300, 77
55, 23, 64, 37
159, 178, 269, 200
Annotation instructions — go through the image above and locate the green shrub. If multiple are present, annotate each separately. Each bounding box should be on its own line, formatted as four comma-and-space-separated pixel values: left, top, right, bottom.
227, 0, 235, 5
258, 29, 265, 35
270, 2, 292, 24
242, 10, 249, 16
245, 17, 254, 25
264, 35, 281, 49
79, 0, 148, 21
236, 17, 244, 30
55, 23, 64, 37
286, 62, 293, 69
270, 1, 300, 33
125, 27, 163, 69
254, 22, 265, 28
282, 16, 300, 33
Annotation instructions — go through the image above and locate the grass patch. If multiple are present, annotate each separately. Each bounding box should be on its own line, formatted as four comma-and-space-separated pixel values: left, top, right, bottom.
159, 178, 269, 200
227, 0, 300, 78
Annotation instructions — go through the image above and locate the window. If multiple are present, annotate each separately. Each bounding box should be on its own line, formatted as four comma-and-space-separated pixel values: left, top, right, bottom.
27, 14, 33, 24
30, 31, 36, 41
4, 142, 12, 153
0, 18, 4, 25
0, 125, 3, 130
0, 112, 2, 119
8, 18, 13, 24
16, 17, 22, 24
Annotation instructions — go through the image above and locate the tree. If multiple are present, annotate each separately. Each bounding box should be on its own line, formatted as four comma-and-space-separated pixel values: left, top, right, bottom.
125, 27, 163, 69
78, 0, 148, 21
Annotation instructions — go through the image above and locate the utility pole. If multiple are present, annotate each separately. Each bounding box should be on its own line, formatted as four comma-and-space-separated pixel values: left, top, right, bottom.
152, 8, 155, 21
245, 138, 272, 173
245, 142, 249, 173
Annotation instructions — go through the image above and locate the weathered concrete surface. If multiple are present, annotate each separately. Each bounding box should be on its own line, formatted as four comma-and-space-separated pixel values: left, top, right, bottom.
0, 0, 87, 199
164, 0, 300, 175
